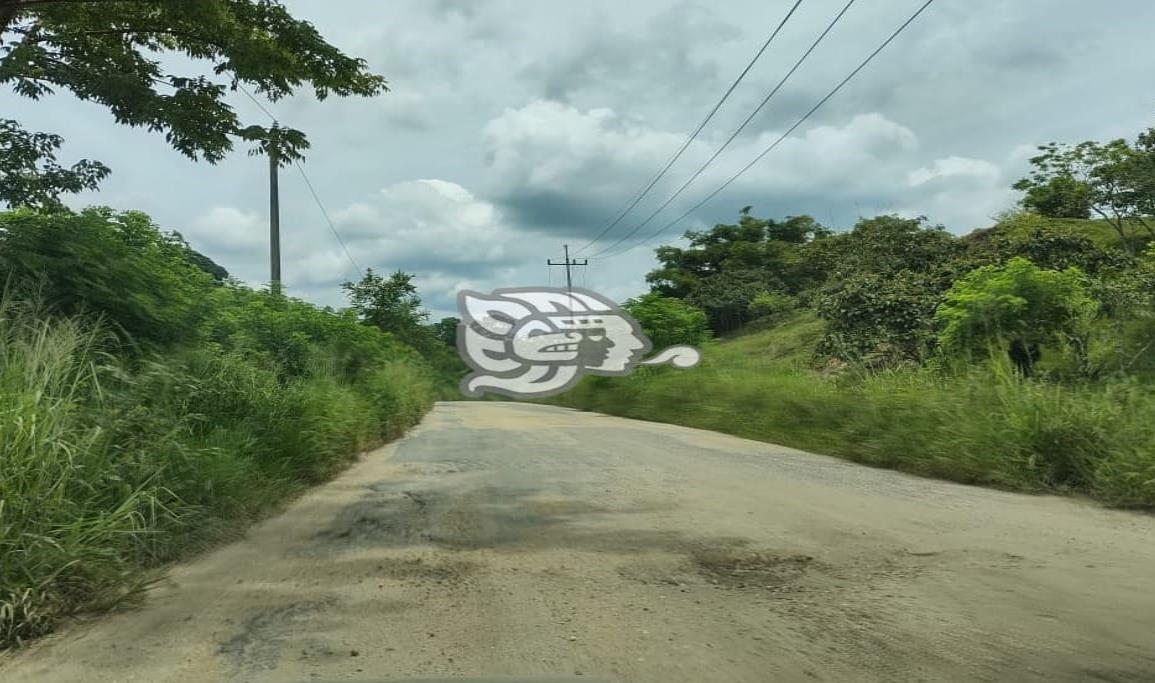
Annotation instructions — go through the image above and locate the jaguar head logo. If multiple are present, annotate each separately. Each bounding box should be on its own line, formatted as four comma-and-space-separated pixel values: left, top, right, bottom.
456, 287, 700, 398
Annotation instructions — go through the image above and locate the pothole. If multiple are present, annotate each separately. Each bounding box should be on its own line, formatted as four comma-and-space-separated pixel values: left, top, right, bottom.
688, 543, 815, 590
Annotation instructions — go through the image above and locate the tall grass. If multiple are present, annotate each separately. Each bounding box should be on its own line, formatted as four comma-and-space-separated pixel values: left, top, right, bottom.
0, 300, 156, 644
0, 301, 437, 646
552, 313, 1155, 508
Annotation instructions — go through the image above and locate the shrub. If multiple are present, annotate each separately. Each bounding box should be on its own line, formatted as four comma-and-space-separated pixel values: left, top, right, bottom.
748, 291, 796, 321
934, 257, 1097, 374
0, 208, 216, 347
623, 292, 711, 349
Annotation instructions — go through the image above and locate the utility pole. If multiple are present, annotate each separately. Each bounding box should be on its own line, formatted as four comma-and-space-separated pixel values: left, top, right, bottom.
268, 127, 282, 295
547, 244, 588, 296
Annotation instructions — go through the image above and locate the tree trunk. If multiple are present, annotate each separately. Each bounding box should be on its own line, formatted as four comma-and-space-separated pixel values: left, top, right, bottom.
1008, 338, 1040, 377
1091, 205, 1134, 255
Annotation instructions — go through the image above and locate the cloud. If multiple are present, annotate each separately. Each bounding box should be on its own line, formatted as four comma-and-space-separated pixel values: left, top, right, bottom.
520, 3, 739, 109
327, 178, 524, 268
480, 101, 1007, 241
279, 178, 542, 311
907, 156, 1001, 190
482, 100, 690, 234
186, 207, 266, 250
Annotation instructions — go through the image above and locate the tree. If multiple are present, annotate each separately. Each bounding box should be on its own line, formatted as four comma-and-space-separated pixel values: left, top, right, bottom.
747, 291, 796, 321
432, 317, 460, 348
647, 209, 828, 294
0, 0, 386, 206
342, 269, 428, 338
817, 214, 963, 279
623, 293, 710, 350
686, 269, 771, 334
1014, 172, 1092, 219
934, 257, 1097, 375
815, 269, 945, 364
1013, 134, 1155, 251
0, 119, 109, 209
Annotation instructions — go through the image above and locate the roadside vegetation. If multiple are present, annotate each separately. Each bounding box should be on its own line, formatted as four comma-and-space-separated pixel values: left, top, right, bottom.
0, 0, 467, 648
555, 119, 1155, 509
0, 208, 461, 647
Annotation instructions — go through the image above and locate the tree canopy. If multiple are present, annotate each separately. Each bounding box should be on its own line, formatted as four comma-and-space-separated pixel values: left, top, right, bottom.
0, 0, 386, 208
1013, 124, 1155, 250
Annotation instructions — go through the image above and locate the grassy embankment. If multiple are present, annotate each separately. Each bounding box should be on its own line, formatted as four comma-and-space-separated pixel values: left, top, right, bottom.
0, 299, 443, 647
0, 209, 456, 647
551, 310, 1155, 508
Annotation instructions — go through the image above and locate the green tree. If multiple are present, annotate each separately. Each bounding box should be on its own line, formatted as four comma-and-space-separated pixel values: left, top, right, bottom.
622, 293, 710, 350
965, 210, 1128, 275
1013, 173, 1092, 219
1013, 133, 1155, 251
747, 291, 796, 321
686, 269, 771, 334
0, 119, 109, 209
432, 316, 461, 348
0, 0, 386, 206
934, 257, 1097, 375
647, 208, 828, 298
808, 215, 963, 363
818, 214, 963, 279
816, 269, 944, 364
342, 269, 428, 338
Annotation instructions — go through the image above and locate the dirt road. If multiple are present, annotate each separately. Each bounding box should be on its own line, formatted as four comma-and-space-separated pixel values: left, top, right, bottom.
4, 402, 1155, 682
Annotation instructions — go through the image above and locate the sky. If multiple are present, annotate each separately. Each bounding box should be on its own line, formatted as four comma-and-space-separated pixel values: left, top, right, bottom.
7, 0, 1155, 318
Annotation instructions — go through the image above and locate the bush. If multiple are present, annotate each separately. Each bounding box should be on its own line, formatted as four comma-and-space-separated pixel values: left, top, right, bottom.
0, 208, 216, 347
623, 292, 711, 349
934, 257, 1097, 373
816, 269, 944, 362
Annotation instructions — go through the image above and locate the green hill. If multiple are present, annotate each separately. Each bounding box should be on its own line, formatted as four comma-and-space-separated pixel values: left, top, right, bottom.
964, 217, 1152, 252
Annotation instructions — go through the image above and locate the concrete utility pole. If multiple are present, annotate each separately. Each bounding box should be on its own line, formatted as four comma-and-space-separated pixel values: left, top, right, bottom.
547, 244, 588, 296
268, 130, 281, 295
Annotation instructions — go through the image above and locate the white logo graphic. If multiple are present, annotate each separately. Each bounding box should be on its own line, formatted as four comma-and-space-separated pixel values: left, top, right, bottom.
457, 287, 701, 398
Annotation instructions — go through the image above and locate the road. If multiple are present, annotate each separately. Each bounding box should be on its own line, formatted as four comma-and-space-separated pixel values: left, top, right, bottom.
4, 402, 1155, 682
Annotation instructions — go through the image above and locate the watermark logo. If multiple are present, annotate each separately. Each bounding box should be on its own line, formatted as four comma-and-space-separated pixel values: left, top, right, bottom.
456, 287, 700, 398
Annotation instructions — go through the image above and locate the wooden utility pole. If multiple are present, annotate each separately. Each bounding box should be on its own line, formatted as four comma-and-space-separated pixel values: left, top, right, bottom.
547, 244, 588, 296
268, 131, 282, 295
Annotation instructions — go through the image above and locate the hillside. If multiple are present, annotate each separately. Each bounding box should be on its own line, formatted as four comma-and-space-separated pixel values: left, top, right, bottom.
963, 217, 1153, 252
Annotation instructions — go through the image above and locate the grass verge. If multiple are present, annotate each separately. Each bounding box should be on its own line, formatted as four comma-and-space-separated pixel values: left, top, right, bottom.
549, 311, 1155, 508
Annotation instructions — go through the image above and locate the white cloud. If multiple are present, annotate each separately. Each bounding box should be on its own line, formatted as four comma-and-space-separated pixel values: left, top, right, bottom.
331, 179, 519, 265
186, 207, 266, 250
907, 156, 1001, 189
483, 100, 686, 198
276, 178, 542, 309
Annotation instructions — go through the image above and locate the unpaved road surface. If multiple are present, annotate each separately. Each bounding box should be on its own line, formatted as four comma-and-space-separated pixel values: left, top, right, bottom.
5, 402, 1155, 682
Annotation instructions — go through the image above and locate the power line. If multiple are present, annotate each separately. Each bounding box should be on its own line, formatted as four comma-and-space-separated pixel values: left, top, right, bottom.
572, 0, 805, 256
236, 83, 278, 123
294, 162, 363, 279
598, 0, 937, 260
587, 0, 858, 259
